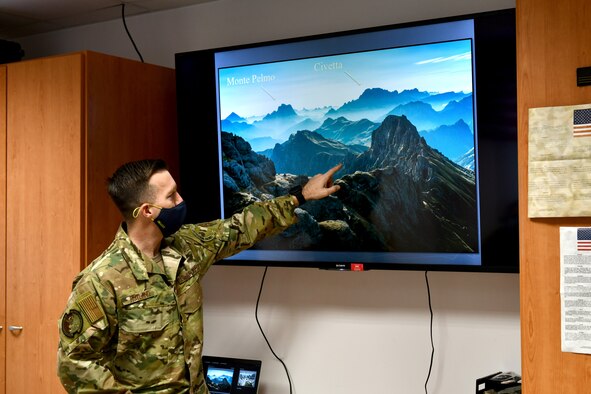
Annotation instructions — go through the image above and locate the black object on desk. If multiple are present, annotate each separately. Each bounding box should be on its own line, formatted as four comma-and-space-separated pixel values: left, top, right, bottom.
476, 371, 521, 393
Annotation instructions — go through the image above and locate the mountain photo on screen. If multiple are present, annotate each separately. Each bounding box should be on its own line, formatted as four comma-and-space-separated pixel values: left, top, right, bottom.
218, 39, 478, 254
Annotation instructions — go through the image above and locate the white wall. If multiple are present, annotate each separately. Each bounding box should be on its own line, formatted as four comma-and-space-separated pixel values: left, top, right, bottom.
17, 0, 515, 69
16, 0, 519, 392
203, 266, 519, 394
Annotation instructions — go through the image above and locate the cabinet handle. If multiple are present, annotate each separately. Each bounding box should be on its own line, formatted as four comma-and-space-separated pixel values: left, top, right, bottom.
8, 326, 23, 331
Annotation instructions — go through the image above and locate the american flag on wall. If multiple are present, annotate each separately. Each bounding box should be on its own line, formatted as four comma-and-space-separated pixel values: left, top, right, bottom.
578, 228, 591, 252
573, 108, 591, 137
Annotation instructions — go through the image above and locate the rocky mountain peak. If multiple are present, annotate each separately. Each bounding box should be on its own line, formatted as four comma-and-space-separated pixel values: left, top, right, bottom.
353, 115, 426, 172
263, 103, 298, 121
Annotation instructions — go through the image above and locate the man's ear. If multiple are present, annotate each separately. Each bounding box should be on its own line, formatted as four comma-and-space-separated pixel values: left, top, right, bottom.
134, 203, 157, 221
143, 204, 159, 221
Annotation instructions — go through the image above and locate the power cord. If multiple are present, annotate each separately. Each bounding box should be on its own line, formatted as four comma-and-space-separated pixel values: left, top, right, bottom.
254, 268, 434, 394
121, 3, 144, 63
255, 266, 293, 394
424, 271, 435, 394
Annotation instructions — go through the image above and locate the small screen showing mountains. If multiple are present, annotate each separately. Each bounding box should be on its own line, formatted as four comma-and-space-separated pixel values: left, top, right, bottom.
217, 33, 479, 258
237, 369, 258, 388
206, 367, 234, 393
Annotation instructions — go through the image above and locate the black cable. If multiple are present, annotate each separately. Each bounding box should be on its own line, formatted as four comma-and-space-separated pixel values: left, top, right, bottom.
255, 266, 293, 394
121, 3, 144, 63
424, 271, 435, 394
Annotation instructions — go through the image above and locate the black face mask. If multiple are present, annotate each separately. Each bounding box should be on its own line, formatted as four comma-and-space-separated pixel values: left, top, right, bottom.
150, 201, 187, 237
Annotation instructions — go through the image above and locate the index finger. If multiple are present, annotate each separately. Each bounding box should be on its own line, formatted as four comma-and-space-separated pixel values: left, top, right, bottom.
323, 163, 343, 178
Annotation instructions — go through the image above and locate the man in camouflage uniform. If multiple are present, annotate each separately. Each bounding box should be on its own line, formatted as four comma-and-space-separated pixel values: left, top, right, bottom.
57, 159, 341, 393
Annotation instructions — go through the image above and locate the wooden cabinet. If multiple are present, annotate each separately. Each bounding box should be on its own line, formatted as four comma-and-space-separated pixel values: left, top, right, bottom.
0, 65, 7, 394
0, 52, 178, 393
518, 0, 591, 392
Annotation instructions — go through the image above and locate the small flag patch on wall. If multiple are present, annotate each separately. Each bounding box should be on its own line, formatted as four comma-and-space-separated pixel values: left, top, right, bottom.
573, 108, 591, 137
577, 228, 591, 252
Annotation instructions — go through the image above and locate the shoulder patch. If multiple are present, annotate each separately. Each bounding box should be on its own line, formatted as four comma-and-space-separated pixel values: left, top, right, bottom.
61, 309, 84, 338
76, 292, 104, 323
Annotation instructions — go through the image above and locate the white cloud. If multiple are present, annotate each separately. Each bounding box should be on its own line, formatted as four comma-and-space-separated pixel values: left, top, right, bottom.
415, 52, 472, 65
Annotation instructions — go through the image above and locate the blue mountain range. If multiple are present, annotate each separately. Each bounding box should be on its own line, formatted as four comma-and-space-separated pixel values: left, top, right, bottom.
384, 95, 473, 131
221, 87, 475, 166
418, 119, 474, 162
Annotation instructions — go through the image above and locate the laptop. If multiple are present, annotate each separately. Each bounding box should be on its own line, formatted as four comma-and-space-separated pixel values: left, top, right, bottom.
202, 355, 262, 394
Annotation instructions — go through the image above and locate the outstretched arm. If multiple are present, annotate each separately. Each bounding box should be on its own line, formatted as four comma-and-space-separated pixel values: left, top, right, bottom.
174, 164, 344, 265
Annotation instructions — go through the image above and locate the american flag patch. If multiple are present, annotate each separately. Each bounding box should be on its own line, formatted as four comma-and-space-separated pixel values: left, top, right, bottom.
77, 292, 104, 323
573, 108, 591, 137
577, 228, 591, 252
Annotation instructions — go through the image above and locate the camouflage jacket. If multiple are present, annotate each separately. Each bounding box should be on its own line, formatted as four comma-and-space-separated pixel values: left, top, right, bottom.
57, 196, 297, 393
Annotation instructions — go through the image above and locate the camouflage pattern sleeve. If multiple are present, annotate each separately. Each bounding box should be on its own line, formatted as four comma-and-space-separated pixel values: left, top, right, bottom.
57, 273, 129, 393
220, 195, 299, 255
174, 195, 298, 269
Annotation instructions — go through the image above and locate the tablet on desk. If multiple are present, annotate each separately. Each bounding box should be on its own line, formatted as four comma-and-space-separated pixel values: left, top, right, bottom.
203, 355, 262, 394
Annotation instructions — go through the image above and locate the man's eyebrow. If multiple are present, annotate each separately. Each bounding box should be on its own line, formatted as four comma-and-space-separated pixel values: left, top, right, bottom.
167, 184, 178, 195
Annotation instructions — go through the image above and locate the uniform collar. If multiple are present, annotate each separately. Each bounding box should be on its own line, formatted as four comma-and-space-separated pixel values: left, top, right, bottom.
115, 224, 184, 282
161, 246, 185, 282
115, 225, 150, 281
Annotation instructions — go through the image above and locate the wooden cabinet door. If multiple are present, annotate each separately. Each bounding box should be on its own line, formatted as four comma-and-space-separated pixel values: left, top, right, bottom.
0, 65, 6, 394
84, 51, 178, 262
6, 54, 83, 393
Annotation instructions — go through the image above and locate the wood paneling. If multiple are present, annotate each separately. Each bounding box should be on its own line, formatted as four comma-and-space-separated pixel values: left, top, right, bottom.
6, 54, 84, 393
0, 51, 177, 393
518, 0, 591, 392
0, 65, 6, 394
84, 51, 178, 263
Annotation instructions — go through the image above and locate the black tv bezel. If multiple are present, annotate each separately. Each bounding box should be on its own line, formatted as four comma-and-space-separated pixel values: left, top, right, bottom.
175, 8, 518, 273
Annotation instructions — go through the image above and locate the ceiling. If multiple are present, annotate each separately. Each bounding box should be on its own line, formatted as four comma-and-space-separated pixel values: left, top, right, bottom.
0, 0, 218, 40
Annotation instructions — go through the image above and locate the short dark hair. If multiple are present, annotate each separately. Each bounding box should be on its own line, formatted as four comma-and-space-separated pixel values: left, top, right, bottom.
107, 159, 168, 220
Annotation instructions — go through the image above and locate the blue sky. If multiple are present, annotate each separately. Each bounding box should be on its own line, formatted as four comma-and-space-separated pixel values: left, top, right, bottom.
218, 39, 473, 120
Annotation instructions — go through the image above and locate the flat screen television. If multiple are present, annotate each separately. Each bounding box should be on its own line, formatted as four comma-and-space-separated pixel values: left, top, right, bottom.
175, 8, 518, 272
